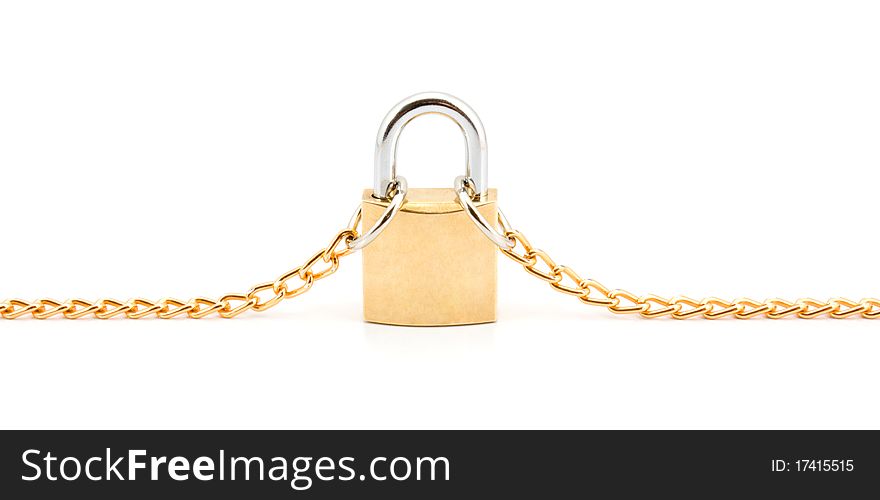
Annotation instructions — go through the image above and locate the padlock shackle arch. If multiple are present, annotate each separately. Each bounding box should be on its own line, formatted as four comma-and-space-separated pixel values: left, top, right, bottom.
373, 92, 488, 200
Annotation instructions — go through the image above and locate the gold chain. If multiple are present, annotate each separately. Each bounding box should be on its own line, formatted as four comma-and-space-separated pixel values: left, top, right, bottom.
498, 218, 880, 320
5, 200, 878, 321
0, 213, 361, 320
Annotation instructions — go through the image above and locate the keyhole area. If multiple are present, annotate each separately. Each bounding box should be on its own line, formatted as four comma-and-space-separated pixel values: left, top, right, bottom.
394, 114, 471, 189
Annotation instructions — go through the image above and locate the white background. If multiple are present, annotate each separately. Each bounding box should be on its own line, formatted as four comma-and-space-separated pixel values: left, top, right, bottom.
1, 1, 878, 429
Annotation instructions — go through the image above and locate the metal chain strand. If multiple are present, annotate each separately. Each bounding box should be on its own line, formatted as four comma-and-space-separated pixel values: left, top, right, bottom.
0, 211, 362, 320
497, 214, 880, 320
5, 201, 878, 321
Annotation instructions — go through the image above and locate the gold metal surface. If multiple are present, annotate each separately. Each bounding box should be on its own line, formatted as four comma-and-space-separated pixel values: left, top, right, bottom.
361, 188, 498, 326
4, 188, 879, 321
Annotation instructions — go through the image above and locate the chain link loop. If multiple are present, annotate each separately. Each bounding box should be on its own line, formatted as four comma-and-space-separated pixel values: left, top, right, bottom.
1, 212, 362, 319
497, 211, 880, 320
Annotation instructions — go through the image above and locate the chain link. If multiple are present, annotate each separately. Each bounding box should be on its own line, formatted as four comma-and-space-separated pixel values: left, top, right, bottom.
498, 214, 880, 320
0, 210, 362, 320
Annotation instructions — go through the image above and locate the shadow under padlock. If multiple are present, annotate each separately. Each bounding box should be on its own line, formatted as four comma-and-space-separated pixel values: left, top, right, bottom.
354, 93, 498, 326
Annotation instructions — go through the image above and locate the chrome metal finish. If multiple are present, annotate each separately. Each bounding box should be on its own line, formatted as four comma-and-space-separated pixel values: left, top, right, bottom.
497, 208, 513, 234
347, 177, 408, 250
454, 176, 513, 249
373, 92, 488, 200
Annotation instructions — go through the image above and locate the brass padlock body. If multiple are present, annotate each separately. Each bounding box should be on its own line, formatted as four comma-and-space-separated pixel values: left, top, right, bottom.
361, 188, 497, 326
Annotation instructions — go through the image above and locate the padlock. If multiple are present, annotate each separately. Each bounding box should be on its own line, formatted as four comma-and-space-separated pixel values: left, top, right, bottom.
357, 93, 498, 326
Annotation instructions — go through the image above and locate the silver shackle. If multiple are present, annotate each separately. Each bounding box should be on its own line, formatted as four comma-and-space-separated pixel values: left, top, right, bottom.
373, 92, 488, 200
